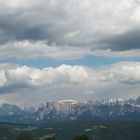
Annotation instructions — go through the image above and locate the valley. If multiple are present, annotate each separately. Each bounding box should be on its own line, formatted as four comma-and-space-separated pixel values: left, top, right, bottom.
0, 121, 140, 140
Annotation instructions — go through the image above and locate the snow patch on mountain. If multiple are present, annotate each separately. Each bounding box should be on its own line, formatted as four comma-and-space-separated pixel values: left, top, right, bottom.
58, 100, 79, 105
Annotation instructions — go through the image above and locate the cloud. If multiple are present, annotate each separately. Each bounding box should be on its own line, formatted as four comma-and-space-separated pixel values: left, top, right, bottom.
0, 41, 91, 60
101, 29, 140, 51
0, 61, 140, 105
0, 64, 89, 88
0, 0, 140, 60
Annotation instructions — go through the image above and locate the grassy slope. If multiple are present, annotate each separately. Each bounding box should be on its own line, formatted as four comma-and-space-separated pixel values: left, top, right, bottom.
0, 121, 140, 140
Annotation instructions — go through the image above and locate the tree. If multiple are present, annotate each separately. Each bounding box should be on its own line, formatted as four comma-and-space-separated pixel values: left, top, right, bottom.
74, 134, 89, 140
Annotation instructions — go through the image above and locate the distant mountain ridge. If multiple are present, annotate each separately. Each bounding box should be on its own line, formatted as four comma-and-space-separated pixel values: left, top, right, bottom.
0, 97, 140, 124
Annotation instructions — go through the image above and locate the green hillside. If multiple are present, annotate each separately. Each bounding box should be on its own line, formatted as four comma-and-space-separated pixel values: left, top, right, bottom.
0, 121, 140, 140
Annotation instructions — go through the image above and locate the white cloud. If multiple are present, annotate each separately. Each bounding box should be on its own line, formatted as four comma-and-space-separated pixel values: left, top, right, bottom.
0, 41, 91, 60
0, 61, 140, 105
130, 7, 140, 23
1, 64, 89, 87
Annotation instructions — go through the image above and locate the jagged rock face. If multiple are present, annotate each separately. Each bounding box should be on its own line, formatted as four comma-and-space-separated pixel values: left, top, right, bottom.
0, 104, 22, 117
135, 97, 140, 105
0, 97, 140, 124
36, 98, 140, 122
0, 103, 36, 124
36, 101, 90, 121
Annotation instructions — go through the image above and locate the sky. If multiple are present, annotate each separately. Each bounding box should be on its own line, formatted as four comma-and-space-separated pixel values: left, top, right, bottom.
0, 0, 140, 106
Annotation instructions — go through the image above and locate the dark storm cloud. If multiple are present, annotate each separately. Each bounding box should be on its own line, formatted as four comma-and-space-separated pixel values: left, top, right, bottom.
0, 12, 48, 44
0, 85, 28, 94
101, 29, 140, 51
0, 7, 75, 46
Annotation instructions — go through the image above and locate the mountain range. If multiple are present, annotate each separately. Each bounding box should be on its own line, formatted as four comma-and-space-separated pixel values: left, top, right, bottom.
0, 97, 140, 124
